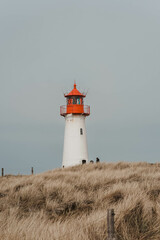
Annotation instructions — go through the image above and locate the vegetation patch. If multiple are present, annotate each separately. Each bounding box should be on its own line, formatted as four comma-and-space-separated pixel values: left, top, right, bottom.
0, 162, 160, 240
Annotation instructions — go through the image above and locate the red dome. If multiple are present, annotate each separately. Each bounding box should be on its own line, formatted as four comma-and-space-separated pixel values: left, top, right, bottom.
65, 83, 86, 97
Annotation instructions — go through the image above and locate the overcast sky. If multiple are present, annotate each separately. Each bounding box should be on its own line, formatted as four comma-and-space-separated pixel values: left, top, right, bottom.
0, 0, 160, 174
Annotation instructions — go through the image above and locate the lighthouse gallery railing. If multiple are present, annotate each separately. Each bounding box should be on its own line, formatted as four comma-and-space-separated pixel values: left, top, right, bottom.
60, 105, 90, 116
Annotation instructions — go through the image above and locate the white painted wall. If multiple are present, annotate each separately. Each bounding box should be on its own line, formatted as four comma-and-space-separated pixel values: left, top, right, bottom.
62, 114, 89, 167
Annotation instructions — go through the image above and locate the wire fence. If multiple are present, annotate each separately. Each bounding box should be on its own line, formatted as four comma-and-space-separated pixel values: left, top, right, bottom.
1, 167, 34, 177
57, 213, 107, 240
57, 209, 135, 239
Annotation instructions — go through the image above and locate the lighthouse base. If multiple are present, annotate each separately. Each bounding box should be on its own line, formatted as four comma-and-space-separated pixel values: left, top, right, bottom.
62, 114, 89, 167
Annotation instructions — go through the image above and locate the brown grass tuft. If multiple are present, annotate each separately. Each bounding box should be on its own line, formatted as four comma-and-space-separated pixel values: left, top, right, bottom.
0, 162, 160, 239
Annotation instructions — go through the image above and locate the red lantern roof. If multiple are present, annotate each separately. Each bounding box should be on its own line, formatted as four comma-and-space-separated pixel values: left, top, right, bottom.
65, 83, 86, 97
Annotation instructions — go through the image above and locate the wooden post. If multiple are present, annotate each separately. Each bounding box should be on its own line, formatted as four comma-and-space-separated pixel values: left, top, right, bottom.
107, 209, 116, 240
1, 168, 4, 177
31, 167, 34, 175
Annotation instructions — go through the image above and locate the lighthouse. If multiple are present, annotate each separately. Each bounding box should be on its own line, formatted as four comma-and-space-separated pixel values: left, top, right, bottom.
60, 83, 90, 167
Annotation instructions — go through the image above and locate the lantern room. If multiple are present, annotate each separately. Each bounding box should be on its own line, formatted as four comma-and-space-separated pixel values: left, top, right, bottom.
60, 83, 90, 116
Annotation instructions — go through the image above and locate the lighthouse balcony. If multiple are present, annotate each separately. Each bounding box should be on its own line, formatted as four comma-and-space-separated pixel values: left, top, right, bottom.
60, 105, 90, 116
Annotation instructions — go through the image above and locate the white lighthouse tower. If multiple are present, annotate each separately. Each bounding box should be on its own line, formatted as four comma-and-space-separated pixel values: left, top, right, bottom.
60, 83, 90, 167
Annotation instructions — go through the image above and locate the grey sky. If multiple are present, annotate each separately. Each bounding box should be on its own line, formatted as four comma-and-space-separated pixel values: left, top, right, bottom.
0, 0, 160, 174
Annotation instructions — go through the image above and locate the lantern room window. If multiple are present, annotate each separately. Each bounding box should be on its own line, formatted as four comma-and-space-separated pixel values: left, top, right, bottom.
73, 97, 77, 104
67, 97, 83, 105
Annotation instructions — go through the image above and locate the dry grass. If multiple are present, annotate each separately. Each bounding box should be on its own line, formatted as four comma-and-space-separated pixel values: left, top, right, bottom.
1, 162, 160, 240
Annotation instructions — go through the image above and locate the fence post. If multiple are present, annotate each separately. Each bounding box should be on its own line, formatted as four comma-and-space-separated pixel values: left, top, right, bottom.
1, 168, 4, 177
31, 167, 34, 175
107, 209, 116, 240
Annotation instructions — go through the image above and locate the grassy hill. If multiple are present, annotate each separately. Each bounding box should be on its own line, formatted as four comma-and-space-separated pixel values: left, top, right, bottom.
0, 162, 160, 240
